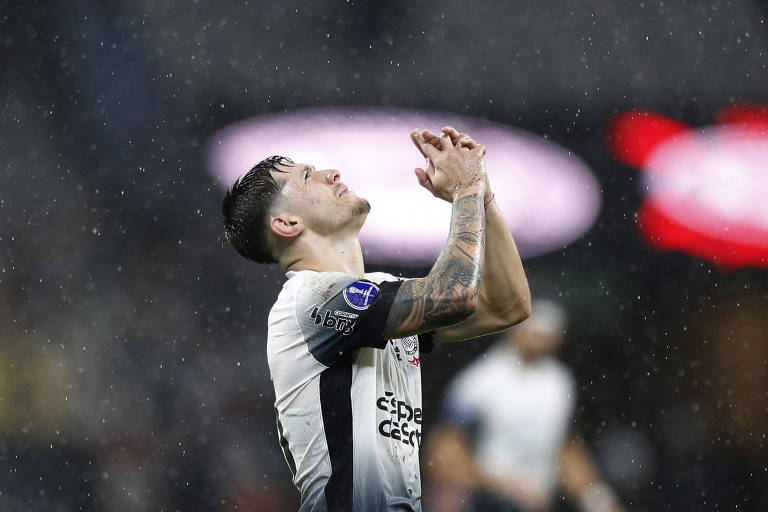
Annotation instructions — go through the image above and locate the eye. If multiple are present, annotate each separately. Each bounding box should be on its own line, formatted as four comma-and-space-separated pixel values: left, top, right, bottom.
304, 168, 310, 181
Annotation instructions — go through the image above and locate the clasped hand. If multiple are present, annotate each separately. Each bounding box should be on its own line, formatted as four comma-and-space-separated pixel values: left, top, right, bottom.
409, 126, 488, 203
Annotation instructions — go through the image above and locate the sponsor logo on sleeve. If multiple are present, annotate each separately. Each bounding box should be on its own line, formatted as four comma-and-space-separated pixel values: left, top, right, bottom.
310, 306, 358, 335
342, 281, 379, 310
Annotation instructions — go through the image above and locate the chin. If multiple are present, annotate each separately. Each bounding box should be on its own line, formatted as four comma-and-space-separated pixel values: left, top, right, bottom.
353, 197, 371, 216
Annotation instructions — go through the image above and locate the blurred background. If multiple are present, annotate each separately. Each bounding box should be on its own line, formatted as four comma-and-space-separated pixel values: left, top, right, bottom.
1, 0, 767, 510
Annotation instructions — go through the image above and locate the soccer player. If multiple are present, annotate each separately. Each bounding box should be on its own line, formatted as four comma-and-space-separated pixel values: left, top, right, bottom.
221, 126, 531, 511
425, 299, 625, 512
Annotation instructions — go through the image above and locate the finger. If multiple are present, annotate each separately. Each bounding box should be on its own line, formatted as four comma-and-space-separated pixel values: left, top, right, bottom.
443, 126, 480, 149
458, 135, 477, 148
411, 130, 440, 160
442, 126, 464, 144
442, 126, 460, 137
411, 128, 441, 150
410, 129, 427, 157
421, 129, 443, 150
414, 167, 429, 186
438, 131, 454, 150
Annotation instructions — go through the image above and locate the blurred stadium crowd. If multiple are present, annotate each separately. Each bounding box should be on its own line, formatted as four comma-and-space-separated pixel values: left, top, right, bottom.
2, 0, 767, 510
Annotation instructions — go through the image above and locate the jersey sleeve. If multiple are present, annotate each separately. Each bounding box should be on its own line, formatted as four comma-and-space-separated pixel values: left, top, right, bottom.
295, 274, 404, 367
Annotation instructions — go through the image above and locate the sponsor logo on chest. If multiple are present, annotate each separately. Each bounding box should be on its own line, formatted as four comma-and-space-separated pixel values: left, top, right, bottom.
377, 390, 422, 448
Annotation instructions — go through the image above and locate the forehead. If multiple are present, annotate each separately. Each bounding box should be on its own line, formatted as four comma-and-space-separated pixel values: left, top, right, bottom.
271, 162, 311, 194
274, 161, 310, 177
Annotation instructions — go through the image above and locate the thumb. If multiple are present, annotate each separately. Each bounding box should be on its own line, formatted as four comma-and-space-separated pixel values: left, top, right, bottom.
414, 168, 439, 197
414, 168, 430, 187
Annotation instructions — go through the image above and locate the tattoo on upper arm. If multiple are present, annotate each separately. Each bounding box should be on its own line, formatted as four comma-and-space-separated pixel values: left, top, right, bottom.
385, 192, 486, 336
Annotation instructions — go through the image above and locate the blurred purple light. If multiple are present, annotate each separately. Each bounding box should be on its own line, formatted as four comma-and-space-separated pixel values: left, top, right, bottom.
206, 107, 601, 265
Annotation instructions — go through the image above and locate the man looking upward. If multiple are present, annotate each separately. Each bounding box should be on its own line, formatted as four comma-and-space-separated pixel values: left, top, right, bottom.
221, 126, 531, 511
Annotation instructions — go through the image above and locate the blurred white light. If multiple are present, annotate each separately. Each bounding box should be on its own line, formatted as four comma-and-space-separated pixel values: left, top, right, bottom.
206, 107, 601, 265
643, 126, 768, 246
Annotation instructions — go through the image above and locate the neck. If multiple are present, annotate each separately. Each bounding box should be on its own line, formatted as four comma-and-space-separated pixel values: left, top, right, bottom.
507, 343, 533, 364
280, 231, 365, 277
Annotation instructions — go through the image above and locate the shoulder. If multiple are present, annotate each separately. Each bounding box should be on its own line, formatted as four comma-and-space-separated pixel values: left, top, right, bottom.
269, 271, 353, 323
269, 273, 306, 320
286, 270, 363, 304
293, 269, 352, 288
363, 271, 405, 284
541, 357, 577, 394
448, 351, 497, 396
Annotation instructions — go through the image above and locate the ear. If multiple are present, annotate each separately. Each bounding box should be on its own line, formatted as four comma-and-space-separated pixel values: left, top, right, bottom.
269, 215, 306, 240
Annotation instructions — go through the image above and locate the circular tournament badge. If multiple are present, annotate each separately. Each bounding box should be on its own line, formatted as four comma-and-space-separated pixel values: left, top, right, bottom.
343, 281, 380, 310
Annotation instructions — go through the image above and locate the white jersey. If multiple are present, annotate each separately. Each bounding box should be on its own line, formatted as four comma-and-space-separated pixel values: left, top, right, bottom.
443, 346, 576, 494
267, 270, 433, 511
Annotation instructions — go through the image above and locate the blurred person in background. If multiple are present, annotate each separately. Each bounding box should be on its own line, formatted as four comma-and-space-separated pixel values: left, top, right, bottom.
220, 126, 531, 511
425, 299, 625, 512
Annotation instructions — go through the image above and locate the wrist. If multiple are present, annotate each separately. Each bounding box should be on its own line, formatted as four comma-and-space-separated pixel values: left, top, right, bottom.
483, 181, 493, 202
452, 182, 485, 202
579, 483, 619, 512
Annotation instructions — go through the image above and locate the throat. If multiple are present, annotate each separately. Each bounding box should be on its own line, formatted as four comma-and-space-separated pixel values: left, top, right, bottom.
281, 235, 365, 276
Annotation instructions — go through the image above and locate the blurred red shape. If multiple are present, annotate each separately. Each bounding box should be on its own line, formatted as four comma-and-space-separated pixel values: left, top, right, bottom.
605, 110, 690, 168
607, 105, 768, 269
716, 103, 768, 136
638, 199, 768, 269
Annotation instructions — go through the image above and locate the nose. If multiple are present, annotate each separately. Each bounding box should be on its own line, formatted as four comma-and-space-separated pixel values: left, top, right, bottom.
325, 169, 340, 184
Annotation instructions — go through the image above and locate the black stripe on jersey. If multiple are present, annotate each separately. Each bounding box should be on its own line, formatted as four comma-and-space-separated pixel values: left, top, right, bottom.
275, 411, 297, 479
319, 357, 354, 512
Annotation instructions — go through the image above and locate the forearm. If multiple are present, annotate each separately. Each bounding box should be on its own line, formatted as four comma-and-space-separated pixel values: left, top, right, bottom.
385, 184, 485, 335
561, 439, 624, 512
429, 427, 549, 510
429, 184, 486, 287
428, 426, 496, 491
477, 197, 531, 322
428, 193, 530, 343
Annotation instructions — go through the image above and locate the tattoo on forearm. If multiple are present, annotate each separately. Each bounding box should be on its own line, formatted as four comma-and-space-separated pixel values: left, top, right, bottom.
386, 191, 486, 335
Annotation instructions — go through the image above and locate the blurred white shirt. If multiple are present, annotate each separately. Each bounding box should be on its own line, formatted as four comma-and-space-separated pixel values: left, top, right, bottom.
443, 345, 576, 494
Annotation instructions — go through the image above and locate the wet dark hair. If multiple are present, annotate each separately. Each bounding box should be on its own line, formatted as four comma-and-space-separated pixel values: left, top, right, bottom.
221, 155, 293, 263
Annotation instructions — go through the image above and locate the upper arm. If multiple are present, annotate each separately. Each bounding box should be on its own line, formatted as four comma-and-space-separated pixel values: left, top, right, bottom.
429, 279, 532, 343
431, 308, 528, 343
383, 272, 478, 340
